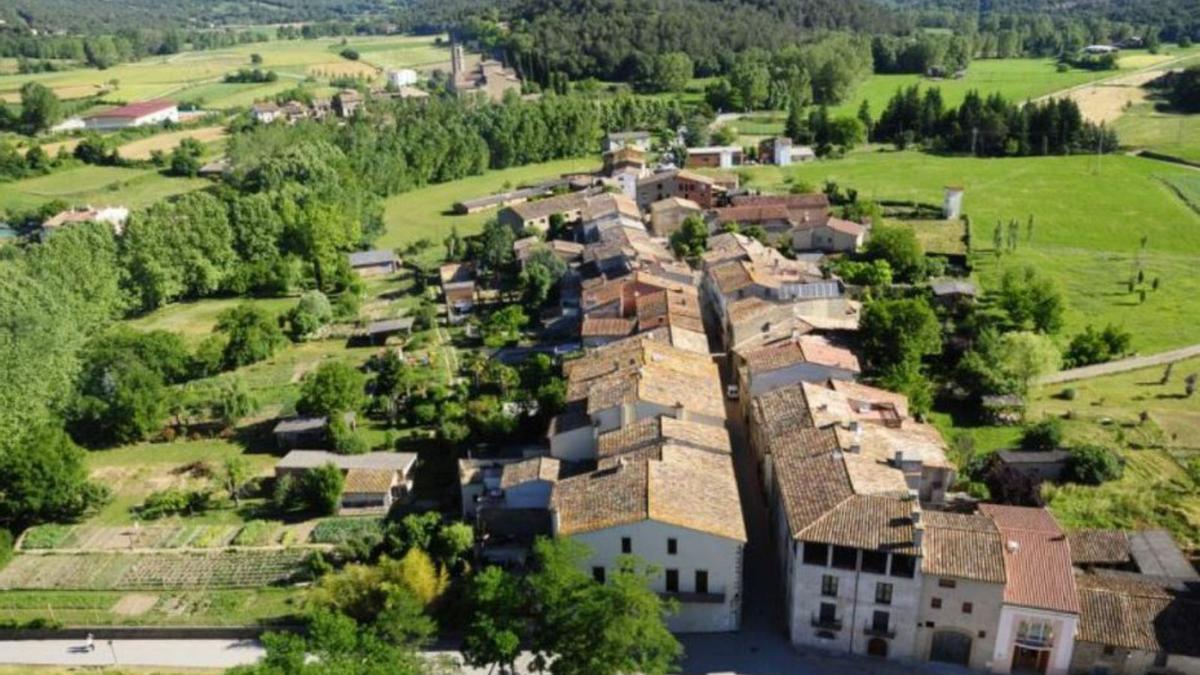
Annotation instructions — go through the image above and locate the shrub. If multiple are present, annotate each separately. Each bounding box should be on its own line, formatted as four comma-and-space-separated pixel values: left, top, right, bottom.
300, 464, 345, 516
0, 528, 13, 569
19, 524, 75, 550
310, 517, 385, 545
136, 488, 213, 519
1068, 444, 1124, 484
233, 520, 278, 546
1060, 388, 1077, 401
1019, 418, 1064, 453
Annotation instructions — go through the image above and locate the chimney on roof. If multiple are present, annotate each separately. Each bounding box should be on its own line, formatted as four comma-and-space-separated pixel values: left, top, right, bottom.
894, 450, 904, 467
911, 508, 922, 525
1007, 540, 1019, 554
913, 522, 925, 550
849, 422, 862, 454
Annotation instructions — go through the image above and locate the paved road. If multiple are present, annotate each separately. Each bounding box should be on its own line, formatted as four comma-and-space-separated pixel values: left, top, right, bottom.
0, 637, 961, 674
1037, 343, 1200, 385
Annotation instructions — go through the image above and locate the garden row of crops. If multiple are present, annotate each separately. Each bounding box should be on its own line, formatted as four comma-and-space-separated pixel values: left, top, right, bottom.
308, 517, 384, 545
0, 550, 310, 590
18, 522, 293, 551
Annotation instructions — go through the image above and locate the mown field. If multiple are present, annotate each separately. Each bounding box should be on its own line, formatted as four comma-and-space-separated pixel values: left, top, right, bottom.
0, 34, 448, 111
1032, 359, 1200, 546
378, 156, 600, 252
0, 165, 208, 213
835, 48, 1200, 117
738, 150, 1200, 352
720, 49, 1200, 140
1115, 103, 1200, 163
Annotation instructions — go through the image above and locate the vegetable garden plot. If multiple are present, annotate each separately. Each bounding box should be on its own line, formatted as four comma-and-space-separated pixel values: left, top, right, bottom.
0, 550, 308, 590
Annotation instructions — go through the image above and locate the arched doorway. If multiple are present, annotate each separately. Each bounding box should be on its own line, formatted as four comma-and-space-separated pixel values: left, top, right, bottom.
930, 630, 972, 666
867, 638, 889, 658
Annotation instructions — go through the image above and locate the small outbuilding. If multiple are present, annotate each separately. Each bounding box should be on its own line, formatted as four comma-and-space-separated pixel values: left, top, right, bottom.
274, 449, 418, 514
348, 250, 399, 277
364, 317, 415, 345
272, 412, 357, 449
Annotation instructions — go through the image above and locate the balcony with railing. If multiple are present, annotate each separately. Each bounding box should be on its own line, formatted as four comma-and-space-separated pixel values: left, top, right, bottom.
810, 613, 842, 631
1015, 629, 1054, 649
863, 621, 896, 639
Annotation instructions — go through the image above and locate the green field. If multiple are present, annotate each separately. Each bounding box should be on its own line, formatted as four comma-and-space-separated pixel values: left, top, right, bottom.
378, 156, 600, 251
1033, 360, 1199, 544
1115, 103, 1200, 164
0, 35, 448, 111
737, 150, 1200, 352
832, 49, 1200, 118
0, 165, 208, 213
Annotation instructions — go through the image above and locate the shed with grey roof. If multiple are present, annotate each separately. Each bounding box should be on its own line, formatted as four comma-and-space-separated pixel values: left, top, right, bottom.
348, 249, 399, 277
275, 450, 418, 514
272, 412, 357, 449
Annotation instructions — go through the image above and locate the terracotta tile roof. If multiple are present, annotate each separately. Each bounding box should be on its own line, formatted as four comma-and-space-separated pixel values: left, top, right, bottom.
980, 504, 1080, 614
710, 205, 794, 226
741, 340, 807, 373
597, 416, 732, 459
581, 316, 636, 338
509, 191, 588, 222
732, 193, 829, 209
726, 295, 776, 322
1069, 529, 1132, 565
1075, 574, 1200, 655
566, 336, 722, 419
829, 380, 910, 420
553, 445, 746, 542
922, 512, 1007, 584
750, 385, 816, 440
583, 193, 642, 223
89, 99, 176, 119
773, 442, 853, 538
800, 494, 919, 555
843, 451, 911, 496
710, 260, 755, 295
822, 217, 866, 236
798, 335, 860, 373
343, 468, 397, 494
499, 457, 562, 488
770, 426, 842, 461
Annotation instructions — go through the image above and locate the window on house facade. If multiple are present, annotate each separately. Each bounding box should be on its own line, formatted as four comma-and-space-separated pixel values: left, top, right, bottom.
665, 569, 679, 593
695, 570, 708, 594
931, 597, 942, 609
1017, 620, 1053, 645
819, 602, 837, 624
831, 546, 858, 570
621, 537, 631, 554
592, 566, 605, 583
667, 538, 677, 555
938, 578, 957, 588
1103, 645, 1116, 656
861, 550, 887, 574
962, 602, 973, 614
875, 582, 893, 605
821, 575, 838, 597
803, 542, 829, 566
871, 610, 890, 633
889, 554, 916, 578
1154, 652, 1169, 668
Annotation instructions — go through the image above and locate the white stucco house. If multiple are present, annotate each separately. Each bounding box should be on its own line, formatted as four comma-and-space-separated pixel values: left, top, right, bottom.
980, 505, 1080, 675
551, 445, 746, 633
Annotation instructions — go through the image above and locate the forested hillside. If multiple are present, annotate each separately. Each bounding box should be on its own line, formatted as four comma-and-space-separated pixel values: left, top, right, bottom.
479, 0, 905, 81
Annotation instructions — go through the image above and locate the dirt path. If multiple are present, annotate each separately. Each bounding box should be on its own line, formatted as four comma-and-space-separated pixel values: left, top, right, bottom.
1038, 343, 1200, 385
1036, 52, 1200, 123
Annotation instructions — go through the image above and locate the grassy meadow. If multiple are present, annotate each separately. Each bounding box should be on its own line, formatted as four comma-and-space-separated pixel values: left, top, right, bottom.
1115, 103, 1200, 163
0, 34, 449, 111
0, 165, 208, 212
737, 150, 1200, 352
378, 156, 600, 252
